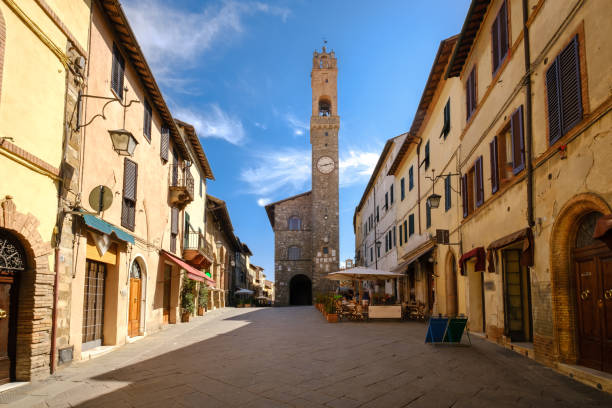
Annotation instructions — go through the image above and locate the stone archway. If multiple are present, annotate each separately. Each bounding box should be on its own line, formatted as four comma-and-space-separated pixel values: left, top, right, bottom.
549, 193, 611, 364
289, 274, 312, 306
0, 197, 54, 381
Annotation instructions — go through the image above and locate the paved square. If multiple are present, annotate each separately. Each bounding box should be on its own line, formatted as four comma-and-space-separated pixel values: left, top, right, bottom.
3, 307, 611, 407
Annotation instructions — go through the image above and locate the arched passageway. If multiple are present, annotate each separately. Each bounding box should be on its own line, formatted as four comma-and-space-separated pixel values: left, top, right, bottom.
289, 274, 312, 306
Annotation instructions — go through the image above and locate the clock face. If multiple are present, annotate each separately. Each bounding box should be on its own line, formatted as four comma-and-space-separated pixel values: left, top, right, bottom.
317, 156, 335, 174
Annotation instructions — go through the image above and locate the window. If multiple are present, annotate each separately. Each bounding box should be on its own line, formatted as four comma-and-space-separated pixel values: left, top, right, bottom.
409, 166, 414, 190
475, 156, 484, 207
403, 220, 408, 242
143, 101, 152, 142
393, 226, 396, 247
510, 106, 525, 174
546, 35, 582, 145
409, 214, 414, 236
323, 247, 329, 254
462, 157, 484, 218
384, 192, 388, 210
288, 216, 301, 231
377, 245, 381, 258
170, 206, 178, 253
424, 141, 430, 170
121, 159, 137, 230
160, 126, 169, 161
490, 106, 525, 193
111, 43, 125, 99
376, 206, 379, 222
466, 67, 477, 120
400, 178, 405, 200
426, 202, 431, 229
388, 230, 392, 251
288, 246, 301, 260
370, 247, 373, 262
444, 175, 451, 211
390, 185, 394, 204
491, 0, 509, 74
385, 234, 389, 252
442, 98, 451, 138
199, 177, 203, 197
183, 212, 190, 249
399, 224, 403, 246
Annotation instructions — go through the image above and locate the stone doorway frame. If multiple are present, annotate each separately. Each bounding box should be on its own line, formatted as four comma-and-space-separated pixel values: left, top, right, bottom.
0, 197, 54, 381
550, 193, 611, 364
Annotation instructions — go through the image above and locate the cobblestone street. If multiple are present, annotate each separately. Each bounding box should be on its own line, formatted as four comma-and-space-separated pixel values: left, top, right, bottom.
3, 307, 611, 408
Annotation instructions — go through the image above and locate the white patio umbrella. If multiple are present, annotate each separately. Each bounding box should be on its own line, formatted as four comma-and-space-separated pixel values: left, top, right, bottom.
235, 288, 254, 295
326, 267, 404, 281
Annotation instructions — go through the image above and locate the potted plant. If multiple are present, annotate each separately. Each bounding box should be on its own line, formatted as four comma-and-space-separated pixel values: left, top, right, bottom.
325, 296, 338, 323
198, 285, 208, 316
181, 277, 196, 322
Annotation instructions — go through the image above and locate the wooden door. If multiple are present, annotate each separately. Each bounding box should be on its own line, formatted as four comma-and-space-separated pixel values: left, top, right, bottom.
0, 281, 13, 385
128, 278, 141, 337
503, 250, 529, 342
163, 265, 171, 324
82, 260, 106, 348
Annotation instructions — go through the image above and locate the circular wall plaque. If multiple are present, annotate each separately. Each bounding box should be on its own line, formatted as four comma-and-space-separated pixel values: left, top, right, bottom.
88, 185, 113, 213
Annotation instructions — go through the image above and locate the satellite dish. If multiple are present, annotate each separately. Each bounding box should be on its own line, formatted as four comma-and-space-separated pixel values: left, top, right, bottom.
88, 185, 113, 213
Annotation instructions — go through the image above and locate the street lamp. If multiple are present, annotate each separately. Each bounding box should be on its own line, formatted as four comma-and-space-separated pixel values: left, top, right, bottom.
426, 193, 442, 209
425, 169, 461, 210
215, 240, 222, 249
108, 129, 138, 156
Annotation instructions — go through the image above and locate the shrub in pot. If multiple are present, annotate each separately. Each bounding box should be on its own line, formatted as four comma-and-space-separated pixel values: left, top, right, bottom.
181, 277, 196, 322
198, 285, 208, 315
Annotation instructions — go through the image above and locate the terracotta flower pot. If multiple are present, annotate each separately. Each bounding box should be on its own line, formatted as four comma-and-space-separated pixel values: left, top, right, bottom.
181, 312, 190, 322
197, 307, 204, 316
326, 313, 338, 323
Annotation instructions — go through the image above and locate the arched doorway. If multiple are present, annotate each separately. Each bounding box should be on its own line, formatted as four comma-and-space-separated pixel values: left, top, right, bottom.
128, 259, 144, 337
289, 274, 312, 306
572, 211, 612, 373
0, 229, 25, 384
446, 252, 458, 316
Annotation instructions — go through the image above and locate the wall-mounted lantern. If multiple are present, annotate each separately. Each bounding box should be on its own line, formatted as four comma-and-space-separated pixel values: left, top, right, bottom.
108, 129, 138, 156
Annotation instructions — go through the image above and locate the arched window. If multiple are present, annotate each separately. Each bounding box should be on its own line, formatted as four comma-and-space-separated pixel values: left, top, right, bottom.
575, 211, 603, 248
0, 230, 25, 271
288, 216, 301, 231
288, 246, 301, 260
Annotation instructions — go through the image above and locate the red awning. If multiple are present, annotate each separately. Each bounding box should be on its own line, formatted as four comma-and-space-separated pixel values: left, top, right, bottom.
161, 250, 215, 286
486, 228, 534, 272
459, 247, 486, 275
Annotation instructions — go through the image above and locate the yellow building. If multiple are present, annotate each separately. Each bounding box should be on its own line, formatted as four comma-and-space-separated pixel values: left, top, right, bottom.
0, 0, 90, 383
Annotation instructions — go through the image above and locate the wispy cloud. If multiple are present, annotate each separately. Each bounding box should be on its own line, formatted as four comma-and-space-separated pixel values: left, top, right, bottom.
339, 150, 380, 187
241, 148, 311, 201
174, 104, 245, 145
285, 113, 308, 136
257, 198, 271, 206
123, 0, 291, 78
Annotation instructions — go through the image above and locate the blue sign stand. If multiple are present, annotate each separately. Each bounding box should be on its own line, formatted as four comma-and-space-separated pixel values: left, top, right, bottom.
425, 316, 448, 343
425, 315, 471, 345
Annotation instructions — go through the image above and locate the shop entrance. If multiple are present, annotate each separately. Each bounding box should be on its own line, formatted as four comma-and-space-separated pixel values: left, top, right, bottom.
0, 230, 25, 384
502, 249, 532, 342
128, 261, 142, 337
163, 264, 172, 324
468, 266, 485, 333
289, 274, 312, 305
82, 260, 106, 350
573, 212, 612, 373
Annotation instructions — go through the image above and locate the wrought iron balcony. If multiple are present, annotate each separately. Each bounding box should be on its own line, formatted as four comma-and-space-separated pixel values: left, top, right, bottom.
183, 229, 213, 268
169, 164, 194, 207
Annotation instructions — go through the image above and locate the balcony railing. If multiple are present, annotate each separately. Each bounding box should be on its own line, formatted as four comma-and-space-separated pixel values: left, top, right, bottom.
169, 164, 194, 207
183, 229, 213, 268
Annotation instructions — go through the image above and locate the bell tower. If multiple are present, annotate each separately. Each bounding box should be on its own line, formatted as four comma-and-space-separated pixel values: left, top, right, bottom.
310, 46, 340, 293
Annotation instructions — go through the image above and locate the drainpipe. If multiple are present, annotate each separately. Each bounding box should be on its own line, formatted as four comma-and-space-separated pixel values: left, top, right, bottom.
374, 185, 378, 270
523, 0, 535, 228
417, 142, 422, 235
50, 246, 60, 374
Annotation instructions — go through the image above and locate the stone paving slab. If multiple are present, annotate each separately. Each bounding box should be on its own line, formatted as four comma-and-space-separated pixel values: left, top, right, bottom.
1, 306, 611, 407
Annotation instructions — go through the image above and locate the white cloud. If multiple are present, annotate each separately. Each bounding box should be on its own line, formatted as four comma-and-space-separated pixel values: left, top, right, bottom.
285, 113, 308, 136
254, 122, 267, 130
241, 148, 310, 198
123, 1, 291, 76
257, 198, 271, 206
174, 104, 245, 145
339, 150, 380, 187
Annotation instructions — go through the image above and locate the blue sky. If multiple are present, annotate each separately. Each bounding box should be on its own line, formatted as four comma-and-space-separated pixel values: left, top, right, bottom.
123, 0, 471, 281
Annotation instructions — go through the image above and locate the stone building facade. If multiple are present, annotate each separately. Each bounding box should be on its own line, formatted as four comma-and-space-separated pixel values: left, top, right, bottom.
266, 47, 340, 305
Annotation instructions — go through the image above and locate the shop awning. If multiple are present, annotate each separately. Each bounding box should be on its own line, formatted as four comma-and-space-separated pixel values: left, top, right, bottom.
594, 214, 612, 250
486, 228, 533, 272
82, 214, 134, 244
400, 239, 435, 267
161, 250, 215, 286
459, 247, 485, 275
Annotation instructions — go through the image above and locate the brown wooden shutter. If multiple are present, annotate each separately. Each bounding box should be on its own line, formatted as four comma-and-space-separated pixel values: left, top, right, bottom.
143, 101, 152, 142
559, 36, 582, 136
171, 207, 179, 235
475, 157, 484, 207
499, 1, 508, 61
160, 126, 169, 161
471, 69, 477, 114
111, 44, 124, 99
491, 15, 500, 72
466, 72, 472, 120
490, 136, 499, 193
511, 105, 525, 174
462, 174, 468, 218
123, 159, 137, 201
546, 58, 561, 144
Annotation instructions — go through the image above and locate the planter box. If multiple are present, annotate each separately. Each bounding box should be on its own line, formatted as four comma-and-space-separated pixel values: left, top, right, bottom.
197, 307, 205, 316
326, 313, 338, 323
181, 312, 190, 323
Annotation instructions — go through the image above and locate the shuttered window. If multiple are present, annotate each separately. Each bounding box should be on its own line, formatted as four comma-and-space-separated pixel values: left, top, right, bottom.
111, 43, 125, 99
385, 233, 388, 252
546, 36, 582, 145
390, 185, 394, 204
385, 192, 388, 210
441, 99, 451, 138
170, 206, 178, 253
466, 67, 477, 120
399, 224, 403, 246
160, 126, 169, 162
490, 136, 499, 193
424, 141, 430, 170
475, 156, 484, 207
426, 202, 431, 228
393, 226, 396, 247
376, 206, 379, 222
403, 220, 408, 242
444, 175, 452, 211
409, 214, 414, 236
491, 0, 509, 74
143, 101, 152, 142
409, 166, 414, 191
400, 178, 405, 200
121, 159, 137, 230
510, 105, 525, 174
462, 174, 468, 218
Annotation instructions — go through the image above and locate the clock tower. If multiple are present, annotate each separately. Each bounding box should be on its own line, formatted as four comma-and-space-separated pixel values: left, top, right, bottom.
310, 47, 340, 292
